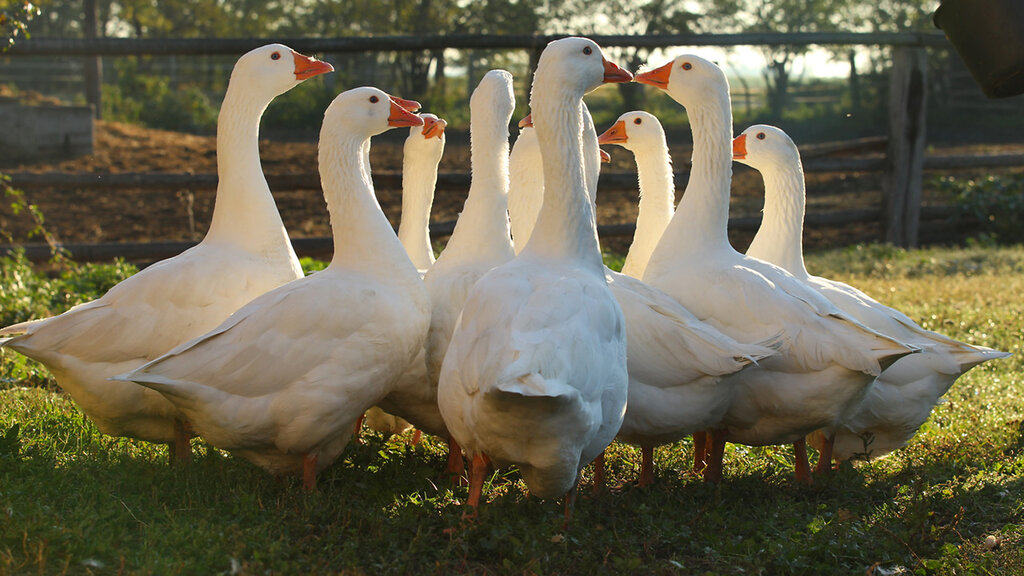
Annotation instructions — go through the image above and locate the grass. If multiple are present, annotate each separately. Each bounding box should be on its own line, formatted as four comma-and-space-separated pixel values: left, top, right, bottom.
1, 244, 1023, 575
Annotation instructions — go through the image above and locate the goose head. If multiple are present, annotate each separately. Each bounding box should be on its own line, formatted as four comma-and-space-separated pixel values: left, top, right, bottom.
322, 87, 423, 141
533, 37, 633, 98
733, 124, 800, 171
231, 43, 334, 101
634, 54, 727, 108
473, 69, 516, 124
598, 111, 667, 155
406, 112, 447, 155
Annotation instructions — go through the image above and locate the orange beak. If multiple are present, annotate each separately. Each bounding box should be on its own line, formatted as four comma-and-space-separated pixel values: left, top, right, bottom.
422, 117, 447, 139
518, 113, 533, 129
598, 120, 628, 145
388, 100, 424, 128
732, 134, 747, 159
603, 58, 634, 84
292, 51, 334, 80
635, 61, 673, 89
600, 149, 611, 163
390, 96, 421, 113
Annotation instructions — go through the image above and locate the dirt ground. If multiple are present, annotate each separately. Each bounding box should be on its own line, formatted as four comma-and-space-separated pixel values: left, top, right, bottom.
1, 120, 1020, 258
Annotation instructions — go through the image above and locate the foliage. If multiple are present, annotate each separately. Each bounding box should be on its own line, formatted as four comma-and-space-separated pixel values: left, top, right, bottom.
102, 58, 218, 133
0, 249, 136, 388
0, 0, 38, 50
935, 175, 1024, 245
1, 245, 1022, 574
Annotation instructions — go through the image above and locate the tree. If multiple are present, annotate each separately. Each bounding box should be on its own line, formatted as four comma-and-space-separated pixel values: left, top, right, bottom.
699, 0, 848, 120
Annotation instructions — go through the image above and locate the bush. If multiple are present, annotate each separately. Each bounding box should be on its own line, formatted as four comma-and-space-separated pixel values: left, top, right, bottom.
937, 174, 1024, 245
103, 59, 218, 133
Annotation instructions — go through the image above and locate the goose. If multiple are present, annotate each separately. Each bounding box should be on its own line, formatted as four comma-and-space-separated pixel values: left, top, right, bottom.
596, 110, 676, 279
437, 38, 632, 519
0, 44, 332, 461
635, 54, 914, 483
512, 110, 779, 487
734, 124, 1011, 467
117, 88, 430, 489
357, 113, 446, 443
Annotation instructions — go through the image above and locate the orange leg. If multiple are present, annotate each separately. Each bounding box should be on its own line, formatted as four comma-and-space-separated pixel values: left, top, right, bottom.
692, 431, 708, 474
703, 429, 727, 484
351, 413, 366, 445
408, 429, 423, 445
170, 419, 193, 465
793, 438, 813, 485
464, 453, 490, 521
302, 454, 318, 491
638, 445, 655, 487
591, 452, 606, 495
814, 433, 835, 476
446, 437, 466, 485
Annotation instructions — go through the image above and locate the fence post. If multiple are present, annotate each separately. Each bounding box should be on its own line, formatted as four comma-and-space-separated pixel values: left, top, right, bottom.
883, 46, 928, 247
83, 0, 102, 119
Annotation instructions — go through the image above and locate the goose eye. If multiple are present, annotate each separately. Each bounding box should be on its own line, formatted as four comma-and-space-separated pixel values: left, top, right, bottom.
271, 52, 281, 60
369, 95, 379, 103
682, 62, 692, 70
633, 118, 642, 125
583, 46, 592, 55
757, 132, 766, 140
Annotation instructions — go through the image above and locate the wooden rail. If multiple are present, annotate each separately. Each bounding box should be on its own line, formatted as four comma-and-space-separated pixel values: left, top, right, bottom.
0, 206, 960, 264
4, 32, 950, 57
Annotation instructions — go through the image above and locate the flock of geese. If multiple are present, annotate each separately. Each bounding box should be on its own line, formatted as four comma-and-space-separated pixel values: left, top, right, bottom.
0, 37, 1009, 522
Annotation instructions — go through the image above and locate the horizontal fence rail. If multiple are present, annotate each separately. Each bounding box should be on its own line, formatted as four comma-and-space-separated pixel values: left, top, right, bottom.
0, 206, 960, 264
4, 32, 951, 57
6, 152, 1022, 193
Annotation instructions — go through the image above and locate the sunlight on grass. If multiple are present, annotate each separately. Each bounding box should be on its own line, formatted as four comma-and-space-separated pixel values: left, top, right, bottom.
2, 245, 1023, 574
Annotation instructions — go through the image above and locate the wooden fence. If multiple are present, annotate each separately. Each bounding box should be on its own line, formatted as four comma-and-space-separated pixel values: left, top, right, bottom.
3, 29, 1020, 261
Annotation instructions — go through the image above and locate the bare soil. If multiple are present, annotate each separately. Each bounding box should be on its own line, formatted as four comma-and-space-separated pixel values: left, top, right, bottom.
1, 120, 1020, 257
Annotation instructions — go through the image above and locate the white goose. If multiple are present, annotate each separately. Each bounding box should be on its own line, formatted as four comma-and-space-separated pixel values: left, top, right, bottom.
438, 38, 632, 518
735, 123, 1010, 466
511, 107, 779, 487
635, 54, 914, 483
118, 88, 430, 489
597, 110, 676, 279
359, 113, 447, 442
0, 45, 332, 460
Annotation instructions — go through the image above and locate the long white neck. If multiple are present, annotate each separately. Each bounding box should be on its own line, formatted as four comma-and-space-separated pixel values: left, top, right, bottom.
440, 110, 514, 263
508, 128, 543, 254
621, 140, 675, 279
398, 143, 438, 271
205, 85, 292, 254
655, 92, 734, 257
745, 158, 808, 279
319, 133, 415, 274
523, 79, 604, 274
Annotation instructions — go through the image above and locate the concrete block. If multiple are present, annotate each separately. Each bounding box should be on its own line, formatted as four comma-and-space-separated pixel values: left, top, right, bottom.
0, 102, 94, 162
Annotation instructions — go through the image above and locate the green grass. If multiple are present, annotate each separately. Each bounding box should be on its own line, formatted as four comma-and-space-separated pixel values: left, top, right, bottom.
2, 245, 1023, 575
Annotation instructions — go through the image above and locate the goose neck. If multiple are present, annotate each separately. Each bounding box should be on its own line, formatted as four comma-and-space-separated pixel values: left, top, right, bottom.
320, 135, 411, 272
747, 161, 808, 278
522, 84, 604, 273
622, 141, 675, 278
398, 152, 438, 271
660, 95, 733, 252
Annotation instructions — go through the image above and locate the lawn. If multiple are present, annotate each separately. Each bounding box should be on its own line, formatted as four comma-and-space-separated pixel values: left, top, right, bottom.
1, 244, 1022, 575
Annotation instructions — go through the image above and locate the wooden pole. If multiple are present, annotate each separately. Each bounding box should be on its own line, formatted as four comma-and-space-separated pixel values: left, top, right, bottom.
83, 0, 102, 119
883, 47, 928, 247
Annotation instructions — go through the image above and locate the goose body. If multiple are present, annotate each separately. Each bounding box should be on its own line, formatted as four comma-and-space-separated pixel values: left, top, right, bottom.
438, 38, 631, 505
119, 88, 430, 486
0, 45, 331, 447
635, 55, 913, 480
735, 124, 1010, 463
